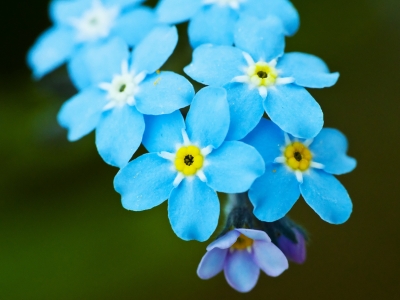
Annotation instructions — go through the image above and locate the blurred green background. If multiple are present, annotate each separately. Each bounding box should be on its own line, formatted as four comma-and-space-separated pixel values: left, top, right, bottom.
1, 0, 399, 299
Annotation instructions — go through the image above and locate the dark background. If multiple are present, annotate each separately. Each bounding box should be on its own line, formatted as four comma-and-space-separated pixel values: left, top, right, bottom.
0, 0, 399, 299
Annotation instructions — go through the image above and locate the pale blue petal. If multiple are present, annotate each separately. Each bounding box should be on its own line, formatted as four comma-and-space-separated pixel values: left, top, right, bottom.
300, 169, 352, 224
224, 83, 264, 141
184, 44, 246, 87
224, 250, 259, 293
253, 241, 288, 277
95, 105, 144, 168
234, 15, 285, 61
264, 84, 323, 139
204, 141, 265, 193
49, 0, 92, 25
135, 71, 194, 115
156, 0, 202, 24
241, 118, 285, 164
27, 27, 76, 79
185, 87, 229, 149
277, 52, 339, 88
241, 0, 300, 36
197, 248, 228, 280
310, 128, 357, 175
114, 153, 176, 211
249, 164, 300, 222
57, 87, 108, 141
103, 0, 144, 7
112, 7, 157, 47
168, 177, 220, 241
142, 111, 185, 153
188, 5, 237, 48
131, 26, 178, 74
236, 229, 271, 242
207, 230, 240, 251
67, 45, 92, 90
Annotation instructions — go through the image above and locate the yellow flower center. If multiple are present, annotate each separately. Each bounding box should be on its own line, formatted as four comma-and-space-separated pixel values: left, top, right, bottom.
231, 233, 254, 251
284, 142, 312, 171
174, 145, 204, 176
247, 62, 278, 87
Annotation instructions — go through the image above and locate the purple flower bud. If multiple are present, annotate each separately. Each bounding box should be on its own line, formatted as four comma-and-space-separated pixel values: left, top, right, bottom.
276, 228, 306, 264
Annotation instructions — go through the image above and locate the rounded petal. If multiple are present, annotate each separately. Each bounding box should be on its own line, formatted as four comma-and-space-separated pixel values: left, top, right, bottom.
236, 229, 271, 242
114, 153, 176, 211
188, 5, 237, 48
207, 230, 240, 251
67, 45, 92, 91
253, 241, 288, 277
112, 7, 157, 47
300, 169, 353, 224
277, 52, 339, 88
241, 118, 285, 164
224, 250, 260, 293
95, 105, 144, 168
309, 128, 357, 175
264, 84, 323, 139
185, 87, 229, 149
135, 71, 194, 115
27, 27, 76, 79
143, 111, 185, 153
249, 164, 300, 222
184, 44, 246, 87
197, 248, 228, 280
57, 87, 108, 141
49, 0, 92, 25
224, 83, 264, 141
168, 177, 220, 241
204, 141, 265, 193
156, 0, 203, 24
234, 15, 285, 61
131, 26, 178, 74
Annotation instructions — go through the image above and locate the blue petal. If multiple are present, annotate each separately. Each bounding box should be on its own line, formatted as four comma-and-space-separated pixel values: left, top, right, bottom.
224, 250, 260, 293
184, 44, 246, 87
185, 87, 229, 149
207, 230, 240, 251
168, 177, 220, 241
188, 5, 237, 48
155, 0, 202, 24
103, 0, 144, 7
224, 83, 264, 141
241, 118, 285, 164
300, 169, 353, 224
253, 241, 288, 277
114, 153, 176, 211
131, 26, 178, 74
197, 248, 228, 280
49, 0, 92, 25
309, 128, 357, 175
143, 111, 185, 153
95, 105, 144, 168
67, 45, 92, 91
277, 52, 339, 88
112, 7, 157, 47
249, 164, 300, 222
204, 141, 265, 193
236, 229, 270, 242
234, 15, 285, 61
264, 84, 323, 139
135, 71, 194, 115
57, 87, 107, 141
241, 0, 300, 36
27, 27, 76, 79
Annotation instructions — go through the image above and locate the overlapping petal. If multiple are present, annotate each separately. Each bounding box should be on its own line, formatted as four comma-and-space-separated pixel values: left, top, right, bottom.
197, 248, 227, 279
206, 230, 240, 251
49, 0, 92, 25
237, 229, 271, 242
252, 241, 289, 277
156, 0, 202, 24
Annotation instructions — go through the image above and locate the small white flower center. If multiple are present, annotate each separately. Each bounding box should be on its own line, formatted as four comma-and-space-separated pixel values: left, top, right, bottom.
203, 0, 246, 9
70, 0, 119, 42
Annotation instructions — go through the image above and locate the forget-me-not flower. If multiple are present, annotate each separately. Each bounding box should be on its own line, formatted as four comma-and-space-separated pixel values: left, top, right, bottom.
185, 15, 339, 140
242, 118, 356, 224
114, 87, 265, 241
58, 26, 194, 168
156, 0, 299, 48
197, 228, 288, 293
28, 0, 156, 79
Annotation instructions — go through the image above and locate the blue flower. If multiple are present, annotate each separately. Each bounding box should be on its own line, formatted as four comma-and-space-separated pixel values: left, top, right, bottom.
197, 228, 288, 293
58, 27, 194, 168
27, 0, 156, 79
242, 118, 357, 224
114, 87, 265, 241
156, 0, 299, 48
184, 15, 339, 140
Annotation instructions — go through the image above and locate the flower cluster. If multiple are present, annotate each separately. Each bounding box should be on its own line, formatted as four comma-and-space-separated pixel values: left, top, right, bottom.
29, 0, 356, 293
